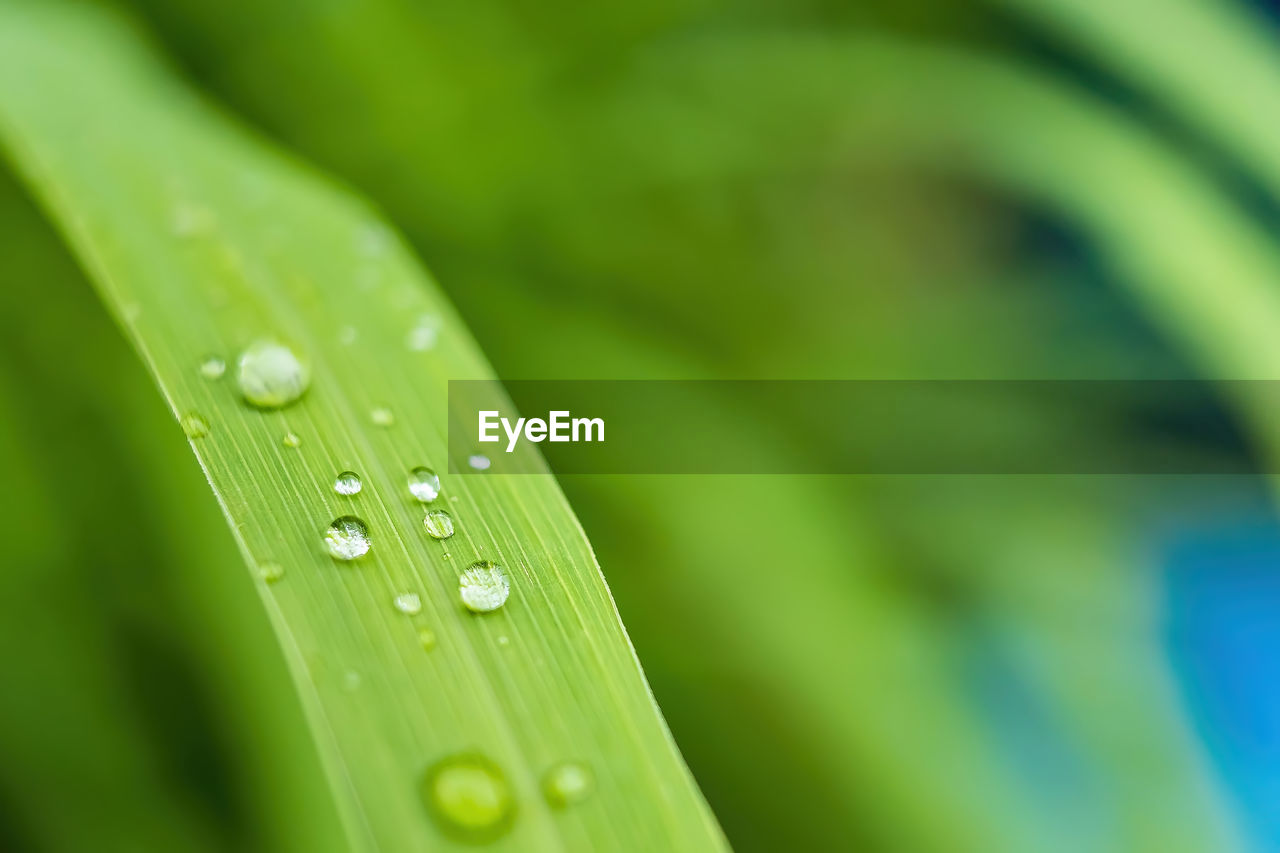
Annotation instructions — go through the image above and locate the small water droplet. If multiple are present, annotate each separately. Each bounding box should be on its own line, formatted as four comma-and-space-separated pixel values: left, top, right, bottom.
258, 562, 285, 584
199, 356, 226, 380
418, 628, 437, 651
338, 325, 358, 345
342, 670, 362, 691
237, 340, 310, 409
542, 762, 594, 809
180, 413, 209, 438
468, 454, 491, 471
422, 754, 515, 843
333, 471, 363, 496
423, 509, 455, 540
325, 516, 371, 561
370, 407, 395, 427
357, 222, 393, 257
394, 592, 422, 615
497, 635, 510, 647
407, 314, 441, 351
171, 201, 215, 237
408, 467, 441, 502
282, 432, 302, 448
459, 561, 509, 613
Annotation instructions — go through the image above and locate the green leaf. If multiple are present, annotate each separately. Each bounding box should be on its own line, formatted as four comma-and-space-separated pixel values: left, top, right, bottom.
0, 3, 724, 850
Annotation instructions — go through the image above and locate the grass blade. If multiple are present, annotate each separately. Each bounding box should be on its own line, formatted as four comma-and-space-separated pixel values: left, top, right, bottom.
0, 3, 725, 850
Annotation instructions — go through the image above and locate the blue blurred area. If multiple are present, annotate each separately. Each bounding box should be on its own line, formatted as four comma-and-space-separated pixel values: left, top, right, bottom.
1164, 504, 1280, 850
966, 624, 1108, 851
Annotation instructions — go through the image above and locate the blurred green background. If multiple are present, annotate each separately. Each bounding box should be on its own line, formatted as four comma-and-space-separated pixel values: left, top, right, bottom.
4, 0, 1280, 849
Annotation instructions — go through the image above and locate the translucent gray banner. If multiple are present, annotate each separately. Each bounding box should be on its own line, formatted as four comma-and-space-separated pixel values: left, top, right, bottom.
446, 380, 1269, 475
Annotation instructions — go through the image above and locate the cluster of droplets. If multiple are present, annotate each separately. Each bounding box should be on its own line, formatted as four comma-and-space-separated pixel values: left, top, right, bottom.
421, 754, 596, 841
184, 338, 598, 838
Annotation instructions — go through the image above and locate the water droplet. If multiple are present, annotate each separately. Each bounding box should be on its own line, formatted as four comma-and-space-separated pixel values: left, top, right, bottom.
325, 516, 370, 561
468, 454, 491, 471
237, 340, 310, 409
407, 314, 441, 351
394, 592, 422, 615
370, 407, 395, 427
459, 561, 509, 613
497, 635, 510, 647
180, 413, 209, 438
357, 222, 393, 257
338, 325, 358, 345
283, 432, 302, 448
171, 201, 215, 237
423, 509, 455, 540
542, 762, 594, 809
199, 356, 226, 380
418, 628, 437, 651
342, 670, 362, 691
333, 471, 363, 496
408, 467, 441, 502
422, 754, 515, 843
258, 562, 285, 584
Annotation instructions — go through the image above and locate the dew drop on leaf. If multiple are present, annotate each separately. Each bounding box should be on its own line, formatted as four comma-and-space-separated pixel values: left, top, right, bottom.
422, 754, 515, 843
459, 561, 509, 613
423, 509, 455, 540
542, 762, 594, 809
199, 356, 226, 380
325, 516, 370, 561
407, 467, 441, 502
282, 432, 302, 448
333, 470, 362, 496
406, 313, 440, 352
237, 340, 310, 409
418, 628, 437, 651
171, 201, 215, 238
258, 562, 284, 584
468, 454, 491, 471
180, 413, 209, 438
394, 592, 422, 615
370, 407, 395, 427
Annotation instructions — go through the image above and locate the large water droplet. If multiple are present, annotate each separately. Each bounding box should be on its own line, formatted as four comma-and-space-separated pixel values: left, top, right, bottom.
237, 340, 310, 409
394, 592, 422, 615
325, 516, 370, 561
180, 413, 209, 438
408, 467, 441, 502
199, 356, 226, 380
423, 509, 455, 540
543, 762, 594, 809
459, 561, 509, 613
334, 471, 363, 496
422, 754, 515, 843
